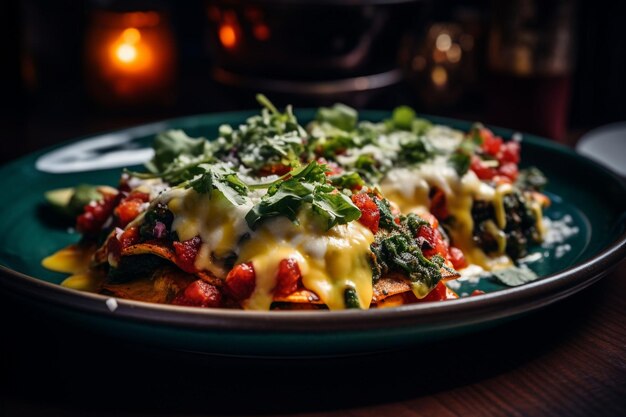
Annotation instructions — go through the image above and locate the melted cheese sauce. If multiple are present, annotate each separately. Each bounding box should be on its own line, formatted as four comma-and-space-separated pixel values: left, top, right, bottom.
42, 244, 103, 291
163, 187, 375, 310
380, 156, 511, 270
167, 188, 253, 278
237, 214, 375, 310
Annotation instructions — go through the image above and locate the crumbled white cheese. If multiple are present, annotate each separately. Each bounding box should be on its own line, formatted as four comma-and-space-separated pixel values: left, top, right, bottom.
106, 298, 118, 312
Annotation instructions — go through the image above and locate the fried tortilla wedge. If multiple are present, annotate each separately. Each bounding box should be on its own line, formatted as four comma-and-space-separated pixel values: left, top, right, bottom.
100, 266, 193, 304
98, 243, 460, 308
118, 243, 223, 287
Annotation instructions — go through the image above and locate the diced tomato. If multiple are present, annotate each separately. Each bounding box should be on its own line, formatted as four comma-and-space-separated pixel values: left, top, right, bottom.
448, 246, 468, 269
76, 192, 120, 235
481, 133, 503, 156
274, 258, 302, 297
499, 141, 521, 164
471, 289, 486, 296
114, 191, 150, 228
470, 156, 497, 180
498, 162, 519, 181
172, 280, 222, 308
128, 191, 150, 202
258, 163, 291, 177
351, 193, 380, 234
417, 225, 448, 259
417, 281, 449, 302
225, 262, 256, 301
115, 199, 144, 227
106, 231, 122, 261
430, 188, 448, 220
172, 236, 202, 273
119, 226, 140, 249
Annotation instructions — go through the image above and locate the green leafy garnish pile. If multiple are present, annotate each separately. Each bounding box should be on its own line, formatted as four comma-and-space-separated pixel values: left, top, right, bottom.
245, 161, 361, 231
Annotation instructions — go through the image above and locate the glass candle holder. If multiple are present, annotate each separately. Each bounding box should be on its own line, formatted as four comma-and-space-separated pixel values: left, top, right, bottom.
84, 10, 176, 108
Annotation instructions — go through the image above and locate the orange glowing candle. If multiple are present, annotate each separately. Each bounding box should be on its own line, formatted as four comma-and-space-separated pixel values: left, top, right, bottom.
85, 10, 176, 107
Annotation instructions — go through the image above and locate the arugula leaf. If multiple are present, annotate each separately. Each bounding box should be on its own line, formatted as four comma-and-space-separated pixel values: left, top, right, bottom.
492, 266, 539, 286
316, 103, 358, 131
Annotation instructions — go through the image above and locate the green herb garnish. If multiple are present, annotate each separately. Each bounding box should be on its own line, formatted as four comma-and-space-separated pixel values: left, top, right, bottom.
185, 163, 249, 206
245, 161, 361, 230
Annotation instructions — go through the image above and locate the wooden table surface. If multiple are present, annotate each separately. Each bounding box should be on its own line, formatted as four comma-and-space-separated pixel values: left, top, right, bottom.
1, 259, 625, 417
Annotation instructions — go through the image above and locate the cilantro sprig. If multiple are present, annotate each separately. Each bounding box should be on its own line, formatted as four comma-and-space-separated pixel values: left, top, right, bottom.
184, 163, 250, 206
217, 94, 307, 172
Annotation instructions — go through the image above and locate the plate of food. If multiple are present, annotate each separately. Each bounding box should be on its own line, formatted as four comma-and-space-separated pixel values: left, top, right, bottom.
1, 96, 624, 356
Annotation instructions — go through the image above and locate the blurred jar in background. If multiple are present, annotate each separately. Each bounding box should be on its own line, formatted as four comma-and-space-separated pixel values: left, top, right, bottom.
487, 0, 574, 141
84, 8, 177, 109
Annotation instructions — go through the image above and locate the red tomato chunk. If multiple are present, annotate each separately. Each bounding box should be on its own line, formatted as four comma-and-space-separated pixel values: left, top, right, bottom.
115, 192, 150, 228
417, 225, 448, 259
173, 280, 222, 308
417, 281, 449, 302
225, 262, 256, 301
76, 192, 120, 235
448, 246, 468, 269
274, 258, 302, 297
172, 236, 202, 273
351, 193, 380, 234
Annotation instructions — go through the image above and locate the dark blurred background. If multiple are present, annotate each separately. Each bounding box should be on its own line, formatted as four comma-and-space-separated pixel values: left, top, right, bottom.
2, 0, 625, 165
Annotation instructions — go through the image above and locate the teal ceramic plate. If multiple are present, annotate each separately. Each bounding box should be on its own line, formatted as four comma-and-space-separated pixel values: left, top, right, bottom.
1, 111, 625, 357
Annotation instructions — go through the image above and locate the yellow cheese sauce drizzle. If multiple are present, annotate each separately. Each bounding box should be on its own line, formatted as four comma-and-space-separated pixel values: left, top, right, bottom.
166, 187, 375, 310
42, 244, 103, 291
381, 158, 512, 270
167, 188, 253, 279
237, 214, 375, 311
